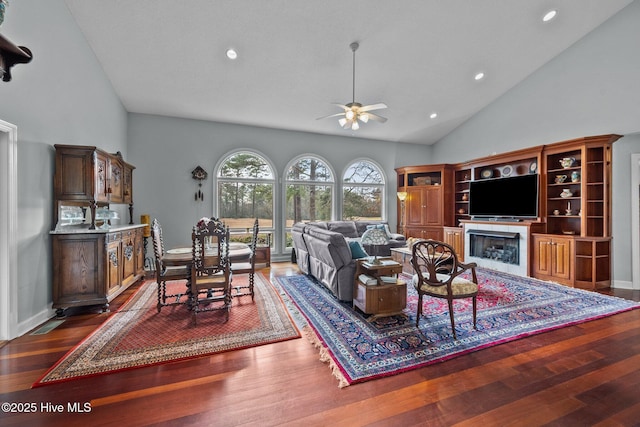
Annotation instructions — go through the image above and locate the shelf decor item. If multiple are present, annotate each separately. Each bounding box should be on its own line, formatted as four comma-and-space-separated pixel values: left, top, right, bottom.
559, 157, 576, 168
555, 175, 567, 184
501, 165, 513, 177
529, 161, 538, 174
571, 171, 580, 182
480, 168, 493, 179
560, 189, 573, 198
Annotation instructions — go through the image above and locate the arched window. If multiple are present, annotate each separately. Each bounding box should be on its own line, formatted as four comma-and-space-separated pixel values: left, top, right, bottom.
217, 151, 275, 241
284, 156, 334, 248
342, 159, 385, 220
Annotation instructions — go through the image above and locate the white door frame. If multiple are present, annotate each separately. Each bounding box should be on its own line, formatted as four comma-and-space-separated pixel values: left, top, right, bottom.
0, 119, 18, 341
631, 154, 640, 290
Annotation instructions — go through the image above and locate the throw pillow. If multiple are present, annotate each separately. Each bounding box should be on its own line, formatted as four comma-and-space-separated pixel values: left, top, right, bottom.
348, 240, 368, 259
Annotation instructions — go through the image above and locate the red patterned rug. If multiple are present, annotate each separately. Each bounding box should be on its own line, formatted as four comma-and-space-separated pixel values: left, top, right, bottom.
33, 272, 300, 387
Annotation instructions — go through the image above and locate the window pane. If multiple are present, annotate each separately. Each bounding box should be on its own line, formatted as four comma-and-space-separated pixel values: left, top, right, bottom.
343, 161, 383, 184
218, 181, 273, 229
286, 184, 332, 225
218, 153, 273, 179
342, 185, 382, 220
286, 158, 333, 182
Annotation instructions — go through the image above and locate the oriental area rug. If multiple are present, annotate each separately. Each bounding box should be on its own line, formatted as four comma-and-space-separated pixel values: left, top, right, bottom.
33, 273, 300, 387
273, 269, 640, 388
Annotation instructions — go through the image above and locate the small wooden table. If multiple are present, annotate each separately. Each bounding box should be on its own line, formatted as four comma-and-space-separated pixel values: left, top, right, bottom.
353, 258, 407, 321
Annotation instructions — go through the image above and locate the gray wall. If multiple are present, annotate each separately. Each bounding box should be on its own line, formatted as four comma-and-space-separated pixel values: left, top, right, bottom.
431, 1, 640, 285
0, 0, 128, 333
127, 114, 431, 254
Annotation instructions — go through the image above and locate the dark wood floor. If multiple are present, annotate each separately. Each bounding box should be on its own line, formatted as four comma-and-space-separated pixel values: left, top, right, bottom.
1, 263, 640, 427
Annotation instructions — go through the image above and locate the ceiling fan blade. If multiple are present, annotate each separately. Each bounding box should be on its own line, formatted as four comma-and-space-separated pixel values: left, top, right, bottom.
316, 112, 346, 120
359, 103, 387, 112
365, 112, 388, 123
332, 103, 350, 110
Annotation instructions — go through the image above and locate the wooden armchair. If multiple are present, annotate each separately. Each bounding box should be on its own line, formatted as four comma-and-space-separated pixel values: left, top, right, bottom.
411, 240, 478, 339
151, 218, 190, 312
231, 218, 259, 300
190, 218, 232, 324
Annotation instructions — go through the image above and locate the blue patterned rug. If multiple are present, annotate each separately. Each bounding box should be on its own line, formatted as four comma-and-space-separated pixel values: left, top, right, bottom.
273, 269, 639, 387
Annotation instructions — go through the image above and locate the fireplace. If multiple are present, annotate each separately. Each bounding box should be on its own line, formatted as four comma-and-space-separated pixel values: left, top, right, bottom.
463, 222, 531, 276
468, 230, 520, 265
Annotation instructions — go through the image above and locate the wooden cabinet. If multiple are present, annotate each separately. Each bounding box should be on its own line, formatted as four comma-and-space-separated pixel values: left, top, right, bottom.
443, 226, 464, 261
54, 145, 136, 228
532, 234, 573, 285
398, 134, 619, 290
51, 226, 146, 317
395, 164, 453, 239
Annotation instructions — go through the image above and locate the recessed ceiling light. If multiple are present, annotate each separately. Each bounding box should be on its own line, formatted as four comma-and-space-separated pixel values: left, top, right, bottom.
226, 48, 238, 60
474, 72, 485, 81
430, 113, 438, 119
543, 10, 557, 22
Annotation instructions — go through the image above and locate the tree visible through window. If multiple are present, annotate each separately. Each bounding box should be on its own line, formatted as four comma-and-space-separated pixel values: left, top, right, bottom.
342, 160, 385, 220
217, 152, 274, 231
285, 157, 334, 247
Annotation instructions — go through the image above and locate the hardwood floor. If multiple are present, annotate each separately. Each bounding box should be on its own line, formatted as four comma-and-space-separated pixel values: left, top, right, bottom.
1, 263, 640, 426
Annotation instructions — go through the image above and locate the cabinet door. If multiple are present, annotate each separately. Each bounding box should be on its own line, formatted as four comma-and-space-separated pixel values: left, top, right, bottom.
532, 235, 554, 277
106, 240, 121, 295
423, 186, 442, 225
406, 188, 425, 226
121, 230, 136, 286
109, 157, 124, 204
52, 235, 103, 305
444, 228, 464, 259
94, 151, 110, 203
134, 228, 145, 275
123, 163, 134, 204
552, 238, 572, 280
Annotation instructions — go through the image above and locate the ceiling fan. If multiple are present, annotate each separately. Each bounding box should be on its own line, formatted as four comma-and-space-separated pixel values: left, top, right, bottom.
318, 42, 387, 130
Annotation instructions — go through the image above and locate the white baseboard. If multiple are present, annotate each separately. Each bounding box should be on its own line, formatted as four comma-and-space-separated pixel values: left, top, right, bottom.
612, 279, 634, 290
16, 307, 56, 337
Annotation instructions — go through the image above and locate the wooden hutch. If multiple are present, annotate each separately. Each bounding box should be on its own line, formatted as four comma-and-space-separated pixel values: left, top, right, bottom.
50, 145, 145, 317
396, 134, 620, 290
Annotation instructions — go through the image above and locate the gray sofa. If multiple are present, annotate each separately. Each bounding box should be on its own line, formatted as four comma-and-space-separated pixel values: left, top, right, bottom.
291, 220, 406, 301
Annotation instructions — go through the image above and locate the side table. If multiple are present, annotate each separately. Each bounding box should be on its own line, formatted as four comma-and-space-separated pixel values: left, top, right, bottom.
353, 258, 407, 321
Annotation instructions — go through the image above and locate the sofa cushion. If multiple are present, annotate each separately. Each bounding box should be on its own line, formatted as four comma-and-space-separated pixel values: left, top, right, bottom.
326, 221, 359, 238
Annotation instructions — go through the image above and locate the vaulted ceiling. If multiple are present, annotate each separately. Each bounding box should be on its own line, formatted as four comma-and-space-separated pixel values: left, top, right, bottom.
64, 0, 632, 145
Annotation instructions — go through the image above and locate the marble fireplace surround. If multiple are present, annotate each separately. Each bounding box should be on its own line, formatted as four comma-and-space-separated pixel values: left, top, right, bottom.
463, 221, 539, 277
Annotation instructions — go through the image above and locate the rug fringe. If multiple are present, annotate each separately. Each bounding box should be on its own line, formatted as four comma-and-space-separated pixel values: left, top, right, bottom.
302, 325, 349, 388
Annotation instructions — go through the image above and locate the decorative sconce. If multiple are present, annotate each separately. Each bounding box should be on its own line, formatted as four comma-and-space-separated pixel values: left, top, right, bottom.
191, 166, 208, 202
397, 191, 407, 233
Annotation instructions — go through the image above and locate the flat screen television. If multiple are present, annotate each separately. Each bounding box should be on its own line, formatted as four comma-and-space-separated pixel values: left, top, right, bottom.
468, 174, 539, 219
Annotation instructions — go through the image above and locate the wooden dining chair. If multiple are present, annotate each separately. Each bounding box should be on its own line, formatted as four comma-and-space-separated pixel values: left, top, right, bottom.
411, 239, 479, 339
151, 218, 190, 312
190, 218, 232, 324
231, 218, 259, 300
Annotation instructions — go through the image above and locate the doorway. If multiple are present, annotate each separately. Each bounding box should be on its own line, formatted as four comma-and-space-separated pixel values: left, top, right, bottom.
0, 119, 18, 341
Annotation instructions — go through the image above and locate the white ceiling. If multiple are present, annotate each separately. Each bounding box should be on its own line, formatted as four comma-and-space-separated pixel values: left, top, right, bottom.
63, 0, 632, 145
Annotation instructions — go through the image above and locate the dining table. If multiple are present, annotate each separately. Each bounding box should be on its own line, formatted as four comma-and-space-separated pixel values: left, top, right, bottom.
161, 242, 252, 267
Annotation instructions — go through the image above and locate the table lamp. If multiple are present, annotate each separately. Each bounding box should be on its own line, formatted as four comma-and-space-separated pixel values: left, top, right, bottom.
360, 228, 388, 265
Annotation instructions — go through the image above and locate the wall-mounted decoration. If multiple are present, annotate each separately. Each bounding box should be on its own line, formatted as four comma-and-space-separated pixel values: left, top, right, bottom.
191, 165, 208, 201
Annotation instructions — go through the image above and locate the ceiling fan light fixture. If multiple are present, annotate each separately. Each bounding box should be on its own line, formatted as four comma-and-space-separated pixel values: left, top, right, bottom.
351, 121, 359, 130
338, 117, 347, 127
345, 109, 355, 120
360, 113, 369, 123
